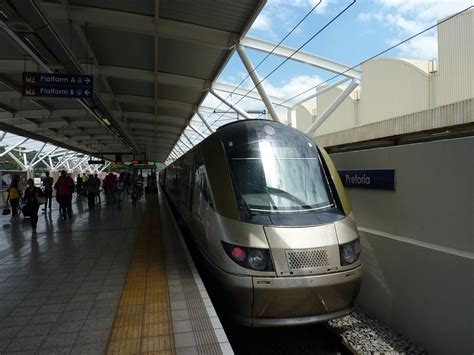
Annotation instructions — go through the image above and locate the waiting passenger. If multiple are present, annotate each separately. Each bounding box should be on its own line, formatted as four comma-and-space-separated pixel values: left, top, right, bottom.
54, 170, 74, 220
6, 176, 22, 221
23, 178, 42, 234
76, 174, 83, 198
94, 174, 102, 205
103, 172, 116, 205
84, 174, 99, 211
42, 171, 54, 212
116, 173, 126, 209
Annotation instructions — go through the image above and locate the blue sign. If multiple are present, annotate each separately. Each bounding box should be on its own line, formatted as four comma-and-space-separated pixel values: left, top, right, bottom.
22, 72, 94, 99
338, 169, 396, 190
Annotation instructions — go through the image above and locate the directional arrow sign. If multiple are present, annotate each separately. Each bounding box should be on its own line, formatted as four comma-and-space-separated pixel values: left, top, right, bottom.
23, 72, 94, 99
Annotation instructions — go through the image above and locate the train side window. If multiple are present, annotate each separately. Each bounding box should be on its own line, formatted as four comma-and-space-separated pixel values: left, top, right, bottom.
195, 165, 214, 208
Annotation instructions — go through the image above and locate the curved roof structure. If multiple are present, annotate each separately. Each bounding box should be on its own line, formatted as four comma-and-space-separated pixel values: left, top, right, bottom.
0, 0, 265, 162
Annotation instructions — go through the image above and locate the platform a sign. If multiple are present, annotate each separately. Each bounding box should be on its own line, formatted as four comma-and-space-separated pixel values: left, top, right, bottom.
23, 72, 94, 99
338, 169, 396, 190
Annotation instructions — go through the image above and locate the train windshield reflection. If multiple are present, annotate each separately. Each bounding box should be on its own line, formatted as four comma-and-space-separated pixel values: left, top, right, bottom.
229, 140, 335, 212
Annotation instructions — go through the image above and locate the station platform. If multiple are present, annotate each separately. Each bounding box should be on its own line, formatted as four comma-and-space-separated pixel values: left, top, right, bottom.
0, 191, 232, 354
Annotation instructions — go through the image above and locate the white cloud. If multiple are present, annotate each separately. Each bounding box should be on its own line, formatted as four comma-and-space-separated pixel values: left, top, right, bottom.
252, 13, 273, 32
358, 0, 473, 59
250, 0, 331, 38
262, 74, 322, 100
395, 32, 438, 59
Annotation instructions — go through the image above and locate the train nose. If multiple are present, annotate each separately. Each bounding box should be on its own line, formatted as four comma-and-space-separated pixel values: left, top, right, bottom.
263, 223, 342, 277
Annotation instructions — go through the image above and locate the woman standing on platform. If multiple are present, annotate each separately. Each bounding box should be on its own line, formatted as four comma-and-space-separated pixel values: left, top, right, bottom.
23, 178, 41, 234
7, 176, 22, 221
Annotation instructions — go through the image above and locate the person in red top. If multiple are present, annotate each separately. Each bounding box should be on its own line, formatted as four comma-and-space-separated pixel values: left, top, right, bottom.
103, 172, 116, 205
54, 170, 74, 220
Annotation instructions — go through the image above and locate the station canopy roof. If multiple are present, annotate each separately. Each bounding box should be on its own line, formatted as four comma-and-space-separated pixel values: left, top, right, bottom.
0, 0, 265, 162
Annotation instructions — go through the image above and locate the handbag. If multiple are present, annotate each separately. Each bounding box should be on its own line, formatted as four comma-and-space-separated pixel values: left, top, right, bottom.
36, 188, 46, 205
2, 197, 10, 215
22, 205, 32, 217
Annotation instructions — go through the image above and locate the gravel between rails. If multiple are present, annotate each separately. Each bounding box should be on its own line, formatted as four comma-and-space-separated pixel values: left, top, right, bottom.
328, 308, 426, 354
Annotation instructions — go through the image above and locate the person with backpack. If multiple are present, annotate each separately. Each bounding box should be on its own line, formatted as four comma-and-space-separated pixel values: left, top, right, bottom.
23, 178, 43, 233
42, 171, 54, 212
54, 170, 74, 220
6, 176, 22, 221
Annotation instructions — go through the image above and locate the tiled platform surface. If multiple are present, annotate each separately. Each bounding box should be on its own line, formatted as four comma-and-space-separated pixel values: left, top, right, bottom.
0, 196, 144, 354
159, 190, 233, 355
0, 190, 233, 354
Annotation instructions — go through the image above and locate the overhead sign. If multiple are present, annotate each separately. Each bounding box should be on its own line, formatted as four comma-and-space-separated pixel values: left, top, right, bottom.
338, 169, 396, 190
23, 72, 94, 99
88, 159, 105, 165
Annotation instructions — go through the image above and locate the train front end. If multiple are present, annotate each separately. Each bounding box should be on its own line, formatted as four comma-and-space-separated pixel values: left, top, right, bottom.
208, 120, 362, 326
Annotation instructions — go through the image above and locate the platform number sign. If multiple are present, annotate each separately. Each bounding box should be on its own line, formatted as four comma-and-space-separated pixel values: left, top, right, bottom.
23, 72, 94, 99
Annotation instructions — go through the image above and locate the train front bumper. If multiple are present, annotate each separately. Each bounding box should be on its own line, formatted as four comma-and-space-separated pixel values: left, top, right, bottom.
213, 263, 362, 327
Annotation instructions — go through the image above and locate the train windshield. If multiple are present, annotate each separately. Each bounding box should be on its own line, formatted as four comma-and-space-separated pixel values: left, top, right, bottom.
227, 139, 335, 213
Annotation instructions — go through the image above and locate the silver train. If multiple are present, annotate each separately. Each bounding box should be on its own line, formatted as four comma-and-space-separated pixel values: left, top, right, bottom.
160, 120, 362, 327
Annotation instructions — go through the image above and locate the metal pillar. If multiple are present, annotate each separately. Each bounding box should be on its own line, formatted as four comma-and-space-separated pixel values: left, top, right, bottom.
236, 44, 281, 123
210, 89, 251, 120
196, 112, 214, 133
305, 80, 359, 136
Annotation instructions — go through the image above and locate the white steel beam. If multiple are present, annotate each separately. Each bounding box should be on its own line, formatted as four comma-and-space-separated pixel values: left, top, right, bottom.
39, 2, 237, 49
210, 89, 251, 120
0, 138, 28, 157
236, 44, 280, 123
27, 142, 47, 168
292, 77, 351, 107
8, 152, 26, 170
305, 80, 359, 136
241, 37, 361, 79
188, 124, 207, 139
56, 153, 78, 169
196, 112, 214, 133
31, 147, 60, 168
212, 82, 294, 109
182, 132, 194, 147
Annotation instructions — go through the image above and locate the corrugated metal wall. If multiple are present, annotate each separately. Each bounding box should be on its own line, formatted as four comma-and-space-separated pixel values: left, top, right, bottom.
435, 10, 474, 107
306, 9, 474, 140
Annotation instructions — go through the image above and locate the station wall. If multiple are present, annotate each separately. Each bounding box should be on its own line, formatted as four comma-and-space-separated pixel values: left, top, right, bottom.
330, 137, 474, 355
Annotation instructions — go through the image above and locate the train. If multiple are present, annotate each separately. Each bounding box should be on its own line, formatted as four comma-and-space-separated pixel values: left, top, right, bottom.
159, 119, 362, 327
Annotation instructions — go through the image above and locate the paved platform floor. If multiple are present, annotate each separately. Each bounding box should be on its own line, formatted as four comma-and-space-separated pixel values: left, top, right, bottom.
0, 191, 232, 355
0, 196, 145, 353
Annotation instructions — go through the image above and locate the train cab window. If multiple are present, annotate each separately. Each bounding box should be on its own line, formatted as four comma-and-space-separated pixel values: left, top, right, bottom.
226, 138, 335, 214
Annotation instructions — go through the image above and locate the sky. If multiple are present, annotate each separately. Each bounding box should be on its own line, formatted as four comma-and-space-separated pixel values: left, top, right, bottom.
199, 0, 472, 115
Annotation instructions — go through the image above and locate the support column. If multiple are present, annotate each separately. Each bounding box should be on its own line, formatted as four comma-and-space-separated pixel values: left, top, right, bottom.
236, 44, 281, 123
26, 169, 35, 180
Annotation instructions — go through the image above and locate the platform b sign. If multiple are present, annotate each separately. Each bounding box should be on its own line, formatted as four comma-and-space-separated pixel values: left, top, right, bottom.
22, 72, 94, 98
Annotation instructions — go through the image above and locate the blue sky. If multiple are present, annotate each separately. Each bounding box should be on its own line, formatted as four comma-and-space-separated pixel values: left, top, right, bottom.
213, 0, 472, 104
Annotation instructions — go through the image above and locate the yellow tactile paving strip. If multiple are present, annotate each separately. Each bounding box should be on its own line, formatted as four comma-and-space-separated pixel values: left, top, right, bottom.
106, 195, 174, 355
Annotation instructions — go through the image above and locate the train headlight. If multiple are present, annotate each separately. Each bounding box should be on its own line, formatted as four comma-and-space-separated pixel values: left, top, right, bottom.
339, 239, 361, 266
247, 250, 267, 271
222, 242, 274, 272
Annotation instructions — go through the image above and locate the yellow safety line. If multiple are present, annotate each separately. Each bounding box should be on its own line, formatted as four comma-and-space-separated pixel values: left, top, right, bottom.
106, 195, 174, 354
